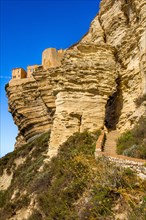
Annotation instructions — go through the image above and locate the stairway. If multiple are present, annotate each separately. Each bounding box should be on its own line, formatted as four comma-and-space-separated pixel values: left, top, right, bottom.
104, 130, 120, 155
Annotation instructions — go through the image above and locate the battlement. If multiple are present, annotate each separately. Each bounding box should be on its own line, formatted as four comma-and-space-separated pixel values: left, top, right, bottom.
11, 48, 64, 80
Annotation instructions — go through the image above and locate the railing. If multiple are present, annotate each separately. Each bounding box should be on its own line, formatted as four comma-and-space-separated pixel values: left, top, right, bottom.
95, 130, 106, 153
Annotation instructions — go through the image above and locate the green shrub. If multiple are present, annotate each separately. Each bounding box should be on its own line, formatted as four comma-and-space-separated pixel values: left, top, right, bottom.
123, 145, 146, 159
30, 131, 146, 219
29, 131, 100, 219
133, 116, 146, 145
0, 132, 50, 219
0, 196, 30, 220
79, 158, 145, 219
116, 131, 134, 154
116, 115, 146, 158
1, 130, 146, 219
81, 186, 116, 219
0, 132, 50, 176
0, 191, 7, 208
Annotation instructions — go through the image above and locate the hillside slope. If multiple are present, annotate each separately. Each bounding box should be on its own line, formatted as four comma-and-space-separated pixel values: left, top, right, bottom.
1, 0, 146, 219
0, 131, 146, 220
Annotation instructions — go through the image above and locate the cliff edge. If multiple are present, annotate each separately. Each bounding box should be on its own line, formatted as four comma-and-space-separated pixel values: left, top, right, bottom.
6, 0, 146, 159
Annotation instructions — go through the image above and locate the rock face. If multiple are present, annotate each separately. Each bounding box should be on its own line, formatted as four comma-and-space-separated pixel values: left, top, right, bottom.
7, 78, 55, 146
6, 0, 146, 157
99, 0, 146, 131
46, 43, 117, 157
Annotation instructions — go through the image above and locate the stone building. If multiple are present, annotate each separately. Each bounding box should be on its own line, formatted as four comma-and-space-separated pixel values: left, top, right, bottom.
12, 48, 64, 80
12, 68, 27, 79
27, 65, 39, 78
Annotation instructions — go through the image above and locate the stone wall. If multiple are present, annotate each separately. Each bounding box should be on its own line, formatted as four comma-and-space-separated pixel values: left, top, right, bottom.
42, 48, 64, 70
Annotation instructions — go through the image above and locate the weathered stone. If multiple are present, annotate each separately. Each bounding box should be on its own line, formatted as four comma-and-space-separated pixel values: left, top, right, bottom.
42, 48, 64, 70
6, 0, 146, 158
7, 78, 55, 147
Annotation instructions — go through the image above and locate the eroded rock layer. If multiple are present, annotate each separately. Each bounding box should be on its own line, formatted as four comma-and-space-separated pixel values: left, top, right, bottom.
6, 0, 146, 156
98, 0, 146, 130
45, 43, 117, 157
7, 78, 55, 147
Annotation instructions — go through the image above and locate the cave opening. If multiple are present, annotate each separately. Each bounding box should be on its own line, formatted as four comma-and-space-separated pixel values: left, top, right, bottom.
104, 77, 123, 131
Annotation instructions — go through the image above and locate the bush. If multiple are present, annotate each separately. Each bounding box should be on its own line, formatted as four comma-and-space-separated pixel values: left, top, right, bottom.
0, 132, 50, 219
79, 158, 145, 219
1, 130, 146, 219
123, 145, 146, 159
0, 191, 7, 208
27, 210, 42, 220
0, 132, 50, 176
116, 131, 134, 155
33, 131, 100, 219
116, 115, 146, 159
81, 186, 117, 219
30, 131, 146, 219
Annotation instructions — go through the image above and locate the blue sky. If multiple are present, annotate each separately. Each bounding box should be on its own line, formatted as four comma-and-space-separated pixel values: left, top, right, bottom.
0, 0, 100, 157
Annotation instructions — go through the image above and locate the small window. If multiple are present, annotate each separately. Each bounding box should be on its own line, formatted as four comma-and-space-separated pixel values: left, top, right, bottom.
13, 76, 16, 78
18, 70, 19, 73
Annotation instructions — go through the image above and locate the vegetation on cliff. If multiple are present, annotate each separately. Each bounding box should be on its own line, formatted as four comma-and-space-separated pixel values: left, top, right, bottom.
0, 130, 146, 219
116, 115, 146, 159
0, 132, 50, 220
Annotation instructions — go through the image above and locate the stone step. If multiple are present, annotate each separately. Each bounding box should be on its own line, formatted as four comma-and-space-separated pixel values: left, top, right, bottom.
104, 130, 120, 155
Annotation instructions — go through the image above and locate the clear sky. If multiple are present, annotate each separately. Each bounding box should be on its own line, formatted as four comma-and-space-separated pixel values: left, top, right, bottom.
0, 0, 100, 157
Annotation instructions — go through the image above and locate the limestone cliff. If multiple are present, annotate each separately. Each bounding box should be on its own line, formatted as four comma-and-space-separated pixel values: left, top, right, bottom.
7, 78, 55, 146
6, 0, 146, 158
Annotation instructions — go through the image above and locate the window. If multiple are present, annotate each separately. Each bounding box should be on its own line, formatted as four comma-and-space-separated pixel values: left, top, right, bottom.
18, 70, 19, 73
13, 76, 16, 78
